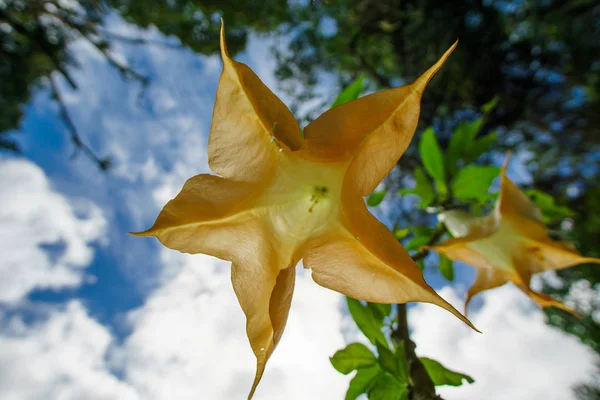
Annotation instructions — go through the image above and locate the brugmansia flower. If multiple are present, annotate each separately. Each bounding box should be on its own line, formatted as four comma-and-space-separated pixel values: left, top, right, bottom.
426, 156, 600, 315
133, 21, 474, 398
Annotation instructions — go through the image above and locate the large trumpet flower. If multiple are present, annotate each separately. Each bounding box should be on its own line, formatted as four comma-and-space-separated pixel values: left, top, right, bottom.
134, 21, 474, 398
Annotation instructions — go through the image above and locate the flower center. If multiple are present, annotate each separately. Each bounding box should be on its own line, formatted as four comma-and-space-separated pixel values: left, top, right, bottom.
468, 222, 520, 271
258, 151, 348, 261
309, 186, 329, 213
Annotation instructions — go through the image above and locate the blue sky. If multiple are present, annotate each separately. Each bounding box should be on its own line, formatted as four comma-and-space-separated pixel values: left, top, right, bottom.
0, 12, 597, 400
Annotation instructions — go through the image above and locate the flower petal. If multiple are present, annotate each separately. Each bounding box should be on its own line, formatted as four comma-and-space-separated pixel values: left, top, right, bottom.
303, 194, 477, 331
438, 210, 498, 240
303, 42, 457, 196
209, 21, 302, 182
511, 267, 580, 316
424, 238, 494, 271
131, 174, 262, 260
497, 154, 543, 223
510, 239, 599, 315
464, 268, 510, 313
516, 238, 600, 274
232, 261, 295, 399
518, 284, 579, 315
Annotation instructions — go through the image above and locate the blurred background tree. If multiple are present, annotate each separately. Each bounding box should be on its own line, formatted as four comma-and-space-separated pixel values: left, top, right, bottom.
0, 0, 292, 166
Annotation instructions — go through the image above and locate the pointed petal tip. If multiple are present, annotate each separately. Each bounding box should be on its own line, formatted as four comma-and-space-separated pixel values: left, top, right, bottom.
219, 18, 230, 60
128, 229, 152, 237
545, 302, 584, 319
247, 359, 267, 400
456, 308, 481, 333
450, 39, 459, 51
412, 40, 458, 92
429, 294, 480, 333
443, 302, 480, 333
582, 257, 600, 265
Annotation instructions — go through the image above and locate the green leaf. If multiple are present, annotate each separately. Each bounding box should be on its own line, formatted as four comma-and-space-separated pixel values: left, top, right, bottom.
330, 343, 377, 374
447, 119, 482, 174
405, 235, 430, 252
439, 254, 454, 281
398, 168, 435, 207
376, 341, 400, 378
526, 189, 575, 223
414, 226, 434, 236
420, 358, 474, 387
368, 372, 409, 400
464, 131, 497, 164
332, 76, 365, 108
393, 228, 410, 240
481, 96, 500, 113
415, 168, 436, 206
345, 366, 380, 400
451, 165, 500, 201
419, 128, 446, 188
447, 123, 470, 174
368, 302, 392, 321
367, 190, 387, 207
347, 297, 388, 347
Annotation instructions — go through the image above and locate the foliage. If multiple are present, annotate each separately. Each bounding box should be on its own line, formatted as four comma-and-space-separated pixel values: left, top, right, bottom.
330, 343, 377, 374
0, 0, 75, 147
275, 0, 600, 149
334, 297, 473, 399
419, 358, 474, 387
107, 0, 290, 56
346, 297, 389, 348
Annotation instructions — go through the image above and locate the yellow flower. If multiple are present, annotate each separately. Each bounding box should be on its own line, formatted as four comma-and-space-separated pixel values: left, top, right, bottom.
426, 155, 599, 315
134, 21, 474, 398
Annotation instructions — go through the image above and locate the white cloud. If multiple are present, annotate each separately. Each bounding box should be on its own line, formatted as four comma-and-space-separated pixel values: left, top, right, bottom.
0, 301, 138, 400
119, 250, 353, 400
0, 158, 106, 304
409, 285, 597, 400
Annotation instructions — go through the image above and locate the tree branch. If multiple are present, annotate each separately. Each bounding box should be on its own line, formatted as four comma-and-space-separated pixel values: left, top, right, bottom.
412, 225, 447, 262
49, 73, 110, 170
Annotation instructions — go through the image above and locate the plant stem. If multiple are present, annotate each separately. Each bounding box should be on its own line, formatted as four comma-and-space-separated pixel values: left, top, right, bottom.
391, 224, 448, 399
412, 225, 447, 262
392, 304, 441, 400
